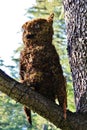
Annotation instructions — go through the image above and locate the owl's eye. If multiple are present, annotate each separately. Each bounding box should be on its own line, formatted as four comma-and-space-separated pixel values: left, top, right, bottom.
34, 24, 40, 29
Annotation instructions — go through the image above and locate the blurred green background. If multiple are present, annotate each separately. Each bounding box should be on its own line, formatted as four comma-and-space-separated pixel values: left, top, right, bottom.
0, 0, 75, 129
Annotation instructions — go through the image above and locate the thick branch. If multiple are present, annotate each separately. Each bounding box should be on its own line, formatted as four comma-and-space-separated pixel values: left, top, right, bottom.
0, 69, 87, 130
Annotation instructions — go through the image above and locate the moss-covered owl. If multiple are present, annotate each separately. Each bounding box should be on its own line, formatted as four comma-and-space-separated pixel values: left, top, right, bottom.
20, 13, 67, 125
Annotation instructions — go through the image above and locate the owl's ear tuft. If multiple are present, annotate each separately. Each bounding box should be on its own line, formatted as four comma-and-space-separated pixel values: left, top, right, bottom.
22, 22, 28, 30
47, 13, 54, 23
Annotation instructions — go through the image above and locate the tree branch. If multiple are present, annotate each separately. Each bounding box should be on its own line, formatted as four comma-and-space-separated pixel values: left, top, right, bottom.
0, 69, 87, 130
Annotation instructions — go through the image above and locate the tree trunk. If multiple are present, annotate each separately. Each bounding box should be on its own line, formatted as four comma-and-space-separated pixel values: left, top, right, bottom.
63, 0, 87, 113
0, 69, 87, 130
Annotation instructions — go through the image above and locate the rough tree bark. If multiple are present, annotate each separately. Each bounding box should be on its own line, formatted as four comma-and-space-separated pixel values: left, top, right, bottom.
63, 0, 87, 112
0, 69, 87, 130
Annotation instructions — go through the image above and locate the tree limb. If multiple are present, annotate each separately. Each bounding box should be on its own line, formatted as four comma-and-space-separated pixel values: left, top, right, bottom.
0, 69, 87, 130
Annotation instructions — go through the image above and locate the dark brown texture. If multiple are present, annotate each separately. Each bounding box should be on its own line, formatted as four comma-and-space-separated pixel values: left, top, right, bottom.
20, 14, 67, 124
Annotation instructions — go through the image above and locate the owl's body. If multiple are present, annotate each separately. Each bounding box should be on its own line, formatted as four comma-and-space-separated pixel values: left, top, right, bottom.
20, 14, 67, 124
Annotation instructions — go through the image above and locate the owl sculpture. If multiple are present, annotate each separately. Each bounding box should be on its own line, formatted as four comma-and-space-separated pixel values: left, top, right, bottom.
20, 13, 67, 125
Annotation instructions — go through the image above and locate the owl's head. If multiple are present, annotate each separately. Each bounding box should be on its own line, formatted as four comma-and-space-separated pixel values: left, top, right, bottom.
22, 13, 54, 45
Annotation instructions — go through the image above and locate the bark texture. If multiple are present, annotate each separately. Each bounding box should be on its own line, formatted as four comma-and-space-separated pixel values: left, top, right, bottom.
63, 0, 87, 113
0, 69, 87, 130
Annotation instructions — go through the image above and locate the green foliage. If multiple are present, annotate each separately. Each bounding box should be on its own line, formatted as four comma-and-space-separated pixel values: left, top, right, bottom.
0, 0, 75, 129
0, 58, 4, 66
